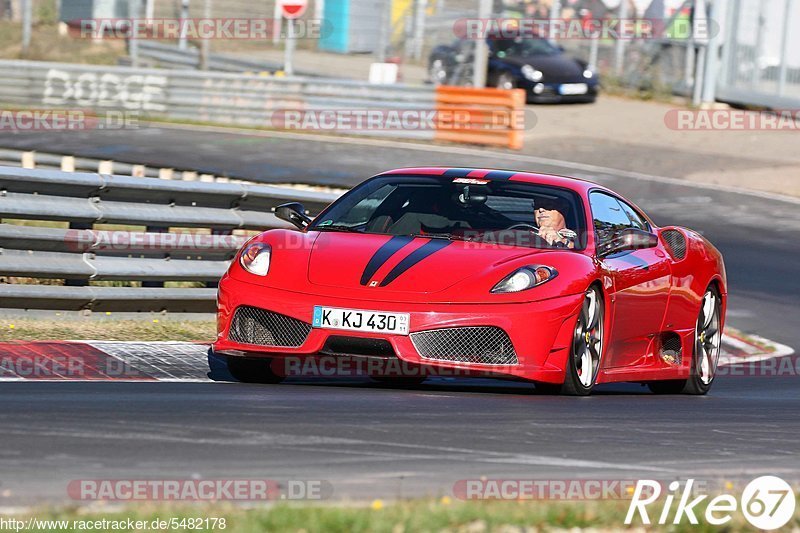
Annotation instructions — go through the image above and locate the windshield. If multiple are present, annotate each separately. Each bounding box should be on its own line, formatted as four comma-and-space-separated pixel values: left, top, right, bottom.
309, 175, 586, 250
493, 37, 561, 57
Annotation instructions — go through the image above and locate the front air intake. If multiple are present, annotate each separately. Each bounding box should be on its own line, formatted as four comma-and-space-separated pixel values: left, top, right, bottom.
229, 306, 312, 348
410, 327, 518, 365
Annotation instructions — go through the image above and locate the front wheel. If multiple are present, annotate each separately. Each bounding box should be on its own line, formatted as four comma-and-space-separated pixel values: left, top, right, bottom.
494, 72, 516, 90
539, 286, 604, 396
227, 357, 284, 384
429, 58, 448, 85
648, 286, 722, 395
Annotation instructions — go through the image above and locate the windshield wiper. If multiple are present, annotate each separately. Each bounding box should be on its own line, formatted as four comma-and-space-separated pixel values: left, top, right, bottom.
314, 224, 364, 233
408, 232, 472, 242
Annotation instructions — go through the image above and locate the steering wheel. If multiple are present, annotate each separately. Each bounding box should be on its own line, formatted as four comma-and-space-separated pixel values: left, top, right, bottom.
505, 223, 540, 234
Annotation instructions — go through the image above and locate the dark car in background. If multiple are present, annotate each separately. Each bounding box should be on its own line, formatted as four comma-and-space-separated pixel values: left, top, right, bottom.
429, 37, 598, 103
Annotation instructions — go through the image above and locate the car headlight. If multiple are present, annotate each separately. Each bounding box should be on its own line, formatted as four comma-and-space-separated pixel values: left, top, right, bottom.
491, 265, 558, 293
521, 65, 543, 82
583, 69, 594, 79
239, 242, 271, 276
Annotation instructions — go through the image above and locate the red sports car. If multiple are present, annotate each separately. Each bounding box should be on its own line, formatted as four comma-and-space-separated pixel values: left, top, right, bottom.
212, 168, 726, 395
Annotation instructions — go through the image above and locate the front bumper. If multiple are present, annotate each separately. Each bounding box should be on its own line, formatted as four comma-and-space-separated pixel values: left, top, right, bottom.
517, 79, 599, 103
212, 275, 584, 382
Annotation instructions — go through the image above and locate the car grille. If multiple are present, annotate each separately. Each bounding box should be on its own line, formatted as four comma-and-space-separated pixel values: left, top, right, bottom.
228, 306, 312, 348
410, 327, 518, 365
662, 229, 687, 260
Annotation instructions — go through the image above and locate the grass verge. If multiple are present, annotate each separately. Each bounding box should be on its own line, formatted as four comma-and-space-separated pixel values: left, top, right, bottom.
0, 319, 215, 342
11, 498, 784, 532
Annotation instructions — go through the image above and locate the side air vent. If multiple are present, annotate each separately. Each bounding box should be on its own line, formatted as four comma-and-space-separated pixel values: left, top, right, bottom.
662, 229, 687, 260
659, 333, 682, 365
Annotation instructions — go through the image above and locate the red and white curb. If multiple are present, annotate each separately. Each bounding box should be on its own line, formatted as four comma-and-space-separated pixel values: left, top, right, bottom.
719, 331, 795, 365
0, 341, 211, 382
0, 329, 793, 382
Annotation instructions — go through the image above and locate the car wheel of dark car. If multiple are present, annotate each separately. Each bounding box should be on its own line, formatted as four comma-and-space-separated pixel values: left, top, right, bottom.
494, 72, 516, 90
429, 59, 448, 85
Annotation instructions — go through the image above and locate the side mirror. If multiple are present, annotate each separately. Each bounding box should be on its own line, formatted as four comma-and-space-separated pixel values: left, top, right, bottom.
275, 202, 312, 230
597, 228, 658, 257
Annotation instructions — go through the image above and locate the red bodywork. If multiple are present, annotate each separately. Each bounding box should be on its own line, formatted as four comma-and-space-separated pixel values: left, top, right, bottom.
213, 168, 727, 384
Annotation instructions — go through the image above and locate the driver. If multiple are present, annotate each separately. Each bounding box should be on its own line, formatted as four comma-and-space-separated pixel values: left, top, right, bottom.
533, 197, 576, 249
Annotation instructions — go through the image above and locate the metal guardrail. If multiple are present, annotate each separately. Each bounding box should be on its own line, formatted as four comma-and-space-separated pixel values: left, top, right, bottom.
0, 60, 526, 148
0, 60, 438, 141
133, 42, 304, 76
0, 166, 340, 312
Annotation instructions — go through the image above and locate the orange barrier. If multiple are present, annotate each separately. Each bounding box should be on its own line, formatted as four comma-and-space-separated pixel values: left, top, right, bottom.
434, 86, 526, 150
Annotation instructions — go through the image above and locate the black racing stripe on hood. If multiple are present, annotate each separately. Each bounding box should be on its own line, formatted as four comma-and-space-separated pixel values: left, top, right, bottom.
360, 235, 414, 286
379, 239, 452, 287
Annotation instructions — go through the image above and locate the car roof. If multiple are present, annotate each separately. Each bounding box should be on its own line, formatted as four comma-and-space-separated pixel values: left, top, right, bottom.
377, 167, 610, 196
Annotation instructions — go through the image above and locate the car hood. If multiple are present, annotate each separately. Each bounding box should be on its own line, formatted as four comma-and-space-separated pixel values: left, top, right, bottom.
307, 231, 540, 294
502, 54, 585, 82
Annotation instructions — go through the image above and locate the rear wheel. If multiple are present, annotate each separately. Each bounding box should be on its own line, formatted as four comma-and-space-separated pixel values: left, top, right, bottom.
227, 357, 284, 384
648, 286, 721, 395
538, 286, 604, 396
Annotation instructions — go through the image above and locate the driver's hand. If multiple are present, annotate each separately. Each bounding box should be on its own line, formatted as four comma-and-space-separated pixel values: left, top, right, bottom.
538, 227, 562, 245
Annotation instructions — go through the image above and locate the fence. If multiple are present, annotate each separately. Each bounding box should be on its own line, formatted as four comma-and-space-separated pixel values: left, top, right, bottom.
0, 165, 339, 312
134, 41, 289, 75
715, 0, 800, 108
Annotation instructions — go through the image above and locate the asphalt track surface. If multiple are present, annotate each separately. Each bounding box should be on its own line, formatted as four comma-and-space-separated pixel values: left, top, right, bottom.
1, 126, 799, 505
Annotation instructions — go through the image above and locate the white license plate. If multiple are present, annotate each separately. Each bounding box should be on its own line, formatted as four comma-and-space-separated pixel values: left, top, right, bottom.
559, 83, 588, 95
312, 306, 410, 335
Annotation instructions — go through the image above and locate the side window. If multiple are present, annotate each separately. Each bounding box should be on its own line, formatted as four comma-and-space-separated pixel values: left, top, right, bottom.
617, 200, 649, 231
589, 192, 632, 244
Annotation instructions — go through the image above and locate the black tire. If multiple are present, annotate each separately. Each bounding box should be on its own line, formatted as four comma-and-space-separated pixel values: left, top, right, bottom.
429, 58, 448, 85
560, 286, 604, 396
226, 357, 284, 384
648, 285, 722, 395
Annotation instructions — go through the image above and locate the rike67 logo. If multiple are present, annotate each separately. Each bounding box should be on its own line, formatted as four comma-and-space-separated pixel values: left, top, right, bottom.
626, 476, 796, 530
